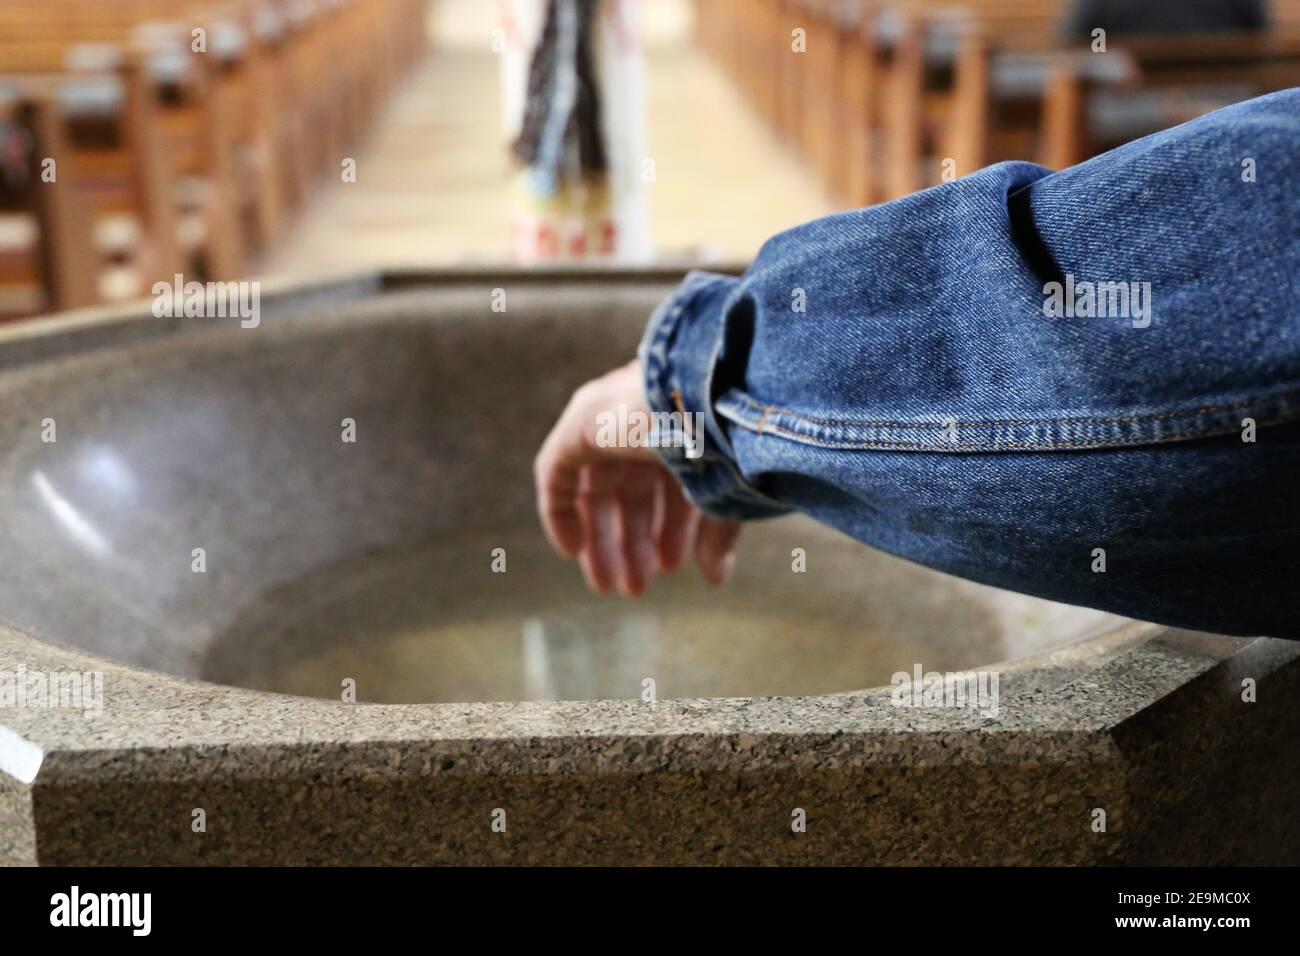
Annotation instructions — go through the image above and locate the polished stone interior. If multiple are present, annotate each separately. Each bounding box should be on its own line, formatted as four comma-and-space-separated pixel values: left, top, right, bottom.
0, 279, 1119, 703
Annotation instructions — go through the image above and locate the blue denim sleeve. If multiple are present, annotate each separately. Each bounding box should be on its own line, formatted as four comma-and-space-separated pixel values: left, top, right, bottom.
637, 88, 1300, 638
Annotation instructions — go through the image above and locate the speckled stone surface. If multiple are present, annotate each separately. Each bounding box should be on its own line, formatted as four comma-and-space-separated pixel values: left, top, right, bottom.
1, 270, 1297, 865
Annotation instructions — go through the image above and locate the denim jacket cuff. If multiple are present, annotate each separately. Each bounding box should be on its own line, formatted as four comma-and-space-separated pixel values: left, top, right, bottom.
637, 271, 790, 521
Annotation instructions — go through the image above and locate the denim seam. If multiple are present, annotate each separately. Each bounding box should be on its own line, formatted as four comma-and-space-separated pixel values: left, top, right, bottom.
719, 418, 1247, 451
719, 387, 1300, 452
730, 388, 1300, 429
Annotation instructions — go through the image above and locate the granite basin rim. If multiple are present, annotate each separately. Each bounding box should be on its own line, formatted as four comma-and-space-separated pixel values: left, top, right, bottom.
0, 614, 1260, 785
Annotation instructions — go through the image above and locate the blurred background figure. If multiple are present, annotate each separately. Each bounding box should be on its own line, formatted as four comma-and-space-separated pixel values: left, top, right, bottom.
500, 0, 650, 263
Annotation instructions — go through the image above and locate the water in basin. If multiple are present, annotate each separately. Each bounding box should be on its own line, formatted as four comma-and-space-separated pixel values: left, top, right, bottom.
202, 519, 1092, 704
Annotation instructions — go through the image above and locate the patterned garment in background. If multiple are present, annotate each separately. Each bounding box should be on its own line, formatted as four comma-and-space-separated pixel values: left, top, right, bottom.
506, 0, 619, 261
512, 0, 608, 194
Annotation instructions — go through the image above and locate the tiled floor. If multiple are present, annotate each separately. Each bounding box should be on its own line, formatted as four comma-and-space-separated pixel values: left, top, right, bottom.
258, 0, 834, 280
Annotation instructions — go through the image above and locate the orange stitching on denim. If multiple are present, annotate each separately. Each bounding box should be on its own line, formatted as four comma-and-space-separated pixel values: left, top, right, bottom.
732, 416, 1252, 451
730, 387, 1300, 430
669, 388, 695, 440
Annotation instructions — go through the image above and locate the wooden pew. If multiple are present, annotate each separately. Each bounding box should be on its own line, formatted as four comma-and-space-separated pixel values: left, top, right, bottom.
0, 80, 104, 314
1039, 28, 1300, 169
0, 41, 189, 306
694, 0, 1300, 211
877, 0, 1300, 191
871, 1, 1065, 197
0, 4, 250, 282
838, 1, 882, 205
0, 0, 425, 317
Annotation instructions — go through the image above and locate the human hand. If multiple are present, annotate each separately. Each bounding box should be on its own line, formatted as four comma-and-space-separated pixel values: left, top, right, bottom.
533, 359, 742, 595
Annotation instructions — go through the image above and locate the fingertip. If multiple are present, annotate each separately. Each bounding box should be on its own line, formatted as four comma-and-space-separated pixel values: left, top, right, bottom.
579, 549, 615, 594
618, 549, 653, 596
654, 519, 692, 573
653, 479, 697, 574
714, 549, 737, 585
695, 518, 741, 586
580, 491, 622, 594
619, 574, 650, 598
553, 526, 584, 559
699, 552, 733, 586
